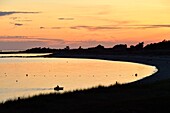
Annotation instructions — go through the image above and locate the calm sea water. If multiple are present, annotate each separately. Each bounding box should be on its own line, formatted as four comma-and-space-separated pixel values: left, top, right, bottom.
0, 53, 50, 57
0, 55, 157, 102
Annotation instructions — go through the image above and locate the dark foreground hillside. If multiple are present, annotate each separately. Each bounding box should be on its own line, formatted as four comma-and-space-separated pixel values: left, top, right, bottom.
0, 79, 170, 113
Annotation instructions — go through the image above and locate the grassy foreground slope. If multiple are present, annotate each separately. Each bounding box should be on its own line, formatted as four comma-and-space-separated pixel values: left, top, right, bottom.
0, 79, 170, 113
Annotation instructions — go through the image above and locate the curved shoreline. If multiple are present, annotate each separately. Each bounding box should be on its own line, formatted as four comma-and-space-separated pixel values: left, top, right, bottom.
51, 54, 170, 84
1, 55, 170, 113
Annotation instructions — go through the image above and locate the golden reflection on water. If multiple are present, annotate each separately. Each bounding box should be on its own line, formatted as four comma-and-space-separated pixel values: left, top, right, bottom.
0, 58, 157, 102
0, 53, 50, 57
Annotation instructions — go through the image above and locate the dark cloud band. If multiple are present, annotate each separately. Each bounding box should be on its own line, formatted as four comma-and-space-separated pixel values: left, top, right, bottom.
14, 23, 23, 26
70, 24, 170, 31
58, 18, 74, 20
0, 11, 40, 16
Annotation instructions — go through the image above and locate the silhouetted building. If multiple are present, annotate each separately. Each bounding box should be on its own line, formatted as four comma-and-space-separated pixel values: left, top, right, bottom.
113, 44, 127, 51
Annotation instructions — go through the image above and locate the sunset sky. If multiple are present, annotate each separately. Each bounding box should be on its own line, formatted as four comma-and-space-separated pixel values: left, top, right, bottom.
0, 0, 170, 50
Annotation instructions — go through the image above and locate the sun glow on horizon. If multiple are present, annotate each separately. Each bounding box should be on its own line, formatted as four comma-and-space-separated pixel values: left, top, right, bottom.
0, 0, 170, 49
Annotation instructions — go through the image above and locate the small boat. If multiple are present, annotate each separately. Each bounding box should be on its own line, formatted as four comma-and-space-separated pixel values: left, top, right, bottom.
54, 85, 64, 91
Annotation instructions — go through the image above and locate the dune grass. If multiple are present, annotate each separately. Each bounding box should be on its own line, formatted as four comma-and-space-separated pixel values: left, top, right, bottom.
0, 79, 170, 113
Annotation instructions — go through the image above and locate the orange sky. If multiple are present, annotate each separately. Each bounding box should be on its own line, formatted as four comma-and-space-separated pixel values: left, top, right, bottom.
0, 0, 170, 50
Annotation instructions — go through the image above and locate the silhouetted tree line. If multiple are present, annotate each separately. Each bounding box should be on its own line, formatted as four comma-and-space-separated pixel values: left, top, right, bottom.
20, 40, 170, 55
144, 40, 170, 50
24, 47, 57, 53
130, 42, 144, 50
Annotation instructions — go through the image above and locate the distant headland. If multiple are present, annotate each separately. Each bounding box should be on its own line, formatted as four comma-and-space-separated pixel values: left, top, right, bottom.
12, 40, 170, 56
